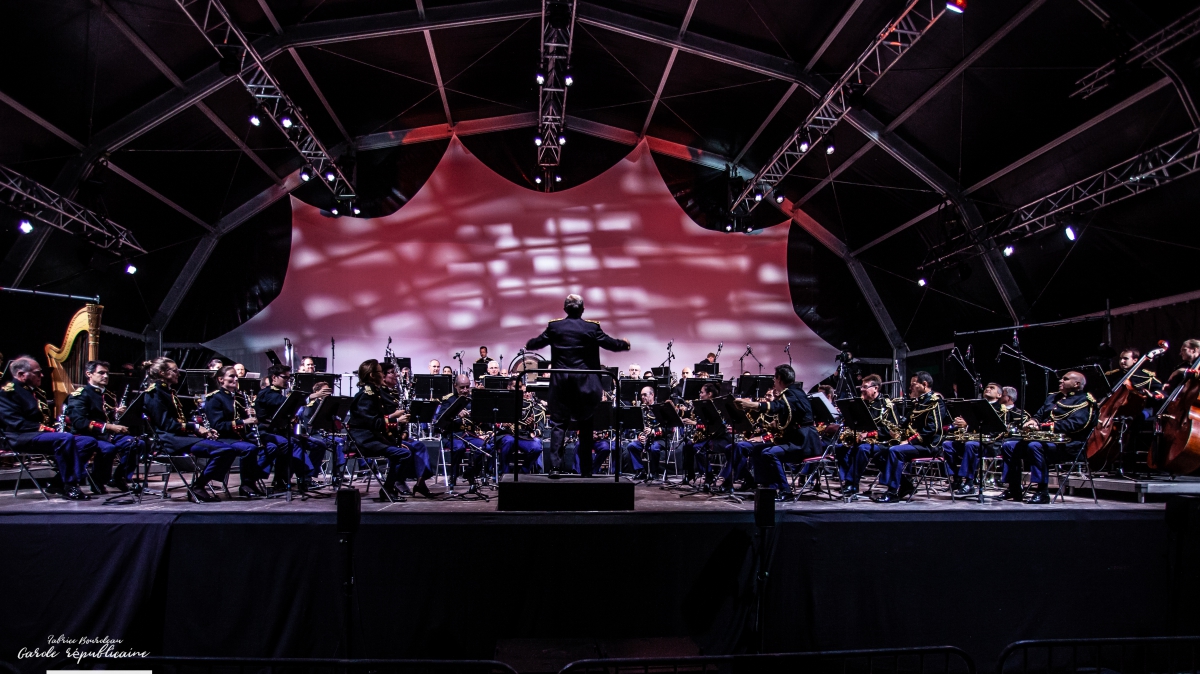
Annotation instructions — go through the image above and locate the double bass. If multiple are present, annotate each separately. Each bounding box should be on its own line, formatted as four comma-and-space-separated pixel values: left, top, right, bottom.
1157, 351, 1200, 474
1086, 341, 1167, 467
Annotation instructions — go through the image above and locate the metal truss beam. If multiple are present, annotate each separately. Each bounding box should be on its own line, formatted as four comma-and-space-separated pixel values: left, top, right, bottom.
732, 83, 797, 165
639, 0, 698, 138
925, 125, 1200, 268
415, 0, 454, 127
176, 0, 355, 201
794, 0, 1048, 209
535, 0, 578, 183
805, 0, 865, 73
732, 0, 952, 213
0, 164, 145, 257
1073, 4, 1200, 99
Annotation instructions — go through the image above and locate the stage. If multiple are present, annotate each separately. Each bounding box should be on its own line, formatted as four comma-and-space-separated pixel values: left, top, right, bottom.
1, 475, 1192, 674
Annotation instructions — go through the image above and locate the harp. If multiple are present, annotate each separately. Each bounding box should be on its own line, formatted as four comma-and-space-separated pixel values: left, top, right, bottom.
44, 303, 103, 416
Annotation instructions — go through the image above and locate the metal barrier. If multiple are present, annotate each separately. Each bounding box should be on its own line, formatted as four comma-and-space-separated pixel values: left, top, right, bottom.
558, 646, 977, 674
51, 658, 519, 674
996, 637, 1200, 674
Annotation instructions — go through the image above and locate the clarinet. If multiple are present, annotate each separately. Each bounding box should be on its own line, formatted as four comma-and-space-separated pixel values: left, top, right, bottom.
241, 391, 263, 447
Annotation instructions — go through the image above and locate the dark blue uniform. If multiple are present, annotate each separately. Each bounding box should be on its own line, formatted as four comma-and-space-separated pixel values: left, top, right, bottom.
254, 385, 320, 482
434, 392, 486, 483
681, 404, 734, 487
204, 389, 275, 487
348, 384, 413, 493
0, 380, 96, 488
378, 386, 435, 483
495, 396, 544, 474
526, 315, 629, 475
143, 382, 238, 487
836, 395, 900, 493
941, 400, 1028, 488
63, 384, 142, 488
877, 392, 947, 494
622, 405, 667, 477
1000, 391, 1098, 497
751, 384, 822, 494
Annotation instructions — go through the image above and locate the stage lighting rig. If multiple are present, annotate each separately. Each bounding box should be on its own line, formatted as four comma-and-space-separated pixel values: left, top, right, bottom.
535, 0, 578, 191
125, 264, 137, 275
175, 0, 355, 201
731, 0, 958, 215
0, 163, 144, 255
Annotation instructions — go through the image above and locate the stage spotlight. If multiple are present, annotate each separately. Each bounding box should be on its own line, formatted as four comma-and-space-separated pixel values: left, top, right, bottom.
725, 222, 733, 232
946, 0, 966, 13
917, 278, 927, 287
125, 264, 137, 275
557, 134, 566, 145
564, 70, 574, 86
753, 189, 764, 202
325, 170, 336, 182
330, 204, 340, 216
18, 219, 33, 234
774, 193, 785, 204
352, 204, 361, 216
1003, 245, 1014, 257
249, 114, 261, 127
534, 135, 543, 146
555, 175, 562, 183
534, 176, 543, 184
826, 144, 835, 155
1065, 225, 1076, 241
799, 141, 809, 153
300, 167, 313, 182
536, 71, 545, 85
280, 114, 294, 129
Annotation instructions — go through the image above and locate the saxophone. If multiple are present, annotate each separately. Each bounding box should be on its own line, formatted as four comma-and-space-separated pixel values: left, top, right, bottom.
1020, 428, 1069, 443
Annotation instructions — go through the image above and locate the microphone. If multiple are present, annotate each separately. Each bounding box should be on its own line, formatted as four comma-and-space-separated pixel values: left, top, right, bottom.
995, 347, 1003, 364
965, 345, 972, 362
784, 343, 790, 353
667, 340, 673, 349
717, 342, 723, 357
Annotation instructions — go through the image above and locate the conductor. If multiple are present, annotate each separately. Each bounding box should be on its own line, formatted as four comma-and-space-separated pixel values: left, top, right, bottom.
526, 294, 630, 476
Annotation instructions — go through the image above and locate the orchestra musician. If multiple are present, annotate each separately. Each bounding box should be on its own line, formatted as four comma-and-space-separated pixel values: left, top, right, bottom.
255, 364, 328, 493
623, 386, 667, 480
476, 346, 490, 365
0, 356, 99, 500
941, 382, 1028, 496
63, 360, 143, 494
999, 371, 1098, 504
141, 357, 240, 502
429, 359, 441, 375
627, 364, 641, 379
1106, 348, 1161, 396
873, 371, 947, 503
495, 376, 545, 473
1161, 340, 1199, 395
300, 381, 346, 475
298, 357, 317, 374
206, 357, 223, 370
204, 365, 279, 498
442, 366, 455, 376
525, 293, 630, 476
680, 381, 734, 491
737, 364, 821, 501
232, 363, 247, 378
435, 373, 488, 491
380, 361, 435, 495
348, 359, 415, 500
835, 374, 900, 499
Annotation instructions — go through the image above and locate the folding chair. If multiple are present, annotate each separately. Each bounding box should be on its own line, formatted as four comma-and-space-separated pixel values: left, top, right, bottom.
904, 456, 951, 501
1053, 444, 1098, 504
793, 446, 838, 500
3, 431, 55, 500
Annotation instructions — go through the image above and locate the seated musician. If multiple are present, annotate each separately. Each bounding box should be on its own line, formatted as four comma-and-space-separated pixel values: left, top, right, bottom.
1106, 348, 1162, 402
142, 357, 240, 503
300, 381, 346, 474
205, 365, 278, 498
732, 388, 775, 490
442, 366, 455, 376
429, 359, 441, 375
999, 371, 1098, 504
233, 363, 247, 378
476, 346, 490, 365
874, 371, 947, 503
380, 361, 434, 496
255, 364, 327, 493
495, 377, 544, 473
1163, 340, 1200, 394
64, 360, 144, 494
298, 357, 317, 374
681, 382, 735, 491
737, 364, 821, 501
941, 382, 1028, 496
435, 373, 488, 491
0, 356, 98, 500
348, 359, 415, 501
836, 374, 899, 499
622, 386, 666, 480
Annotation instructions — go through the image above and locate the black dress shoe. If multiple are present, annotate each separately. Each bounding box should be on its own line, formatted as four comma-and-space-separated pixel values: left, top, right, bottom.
90, 482, 108, 495
395, 480, 413, 496
238, 485, 265, 498
876, 491, 903, 503
953, 484, 977, 497
633, 471, 648, 481
998, 489, 1023, 501
1024, 491, 1051, 504
775, 491, 795, 502
378, 484, 406, 502
189, 487, 219, 503
897, 477, 916, 499
63, 485, 89, 501
840, 484, 859, 497
413, 480, 432, 498
107, 477, 130, 492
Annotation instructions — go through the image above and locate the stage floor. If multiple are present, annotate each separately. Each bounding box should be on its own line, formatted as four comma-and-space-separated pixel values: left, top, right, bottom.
0, 471, 1165, 514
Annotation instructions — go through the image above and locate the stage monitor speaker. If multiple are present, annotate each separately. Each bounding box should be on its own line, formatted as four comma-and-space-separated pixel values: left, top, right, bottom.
754, 488, 776, 528
337, 487, 361, 534
497, 475, 634, 511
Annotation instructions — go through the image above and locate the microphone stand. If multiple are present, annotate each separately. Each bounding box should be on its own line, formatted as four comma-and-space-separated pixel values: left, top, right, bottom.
998, 344, 1055, 406
744, 347, 763, 374
784, 344, 792, 366
947, 347, 982, 398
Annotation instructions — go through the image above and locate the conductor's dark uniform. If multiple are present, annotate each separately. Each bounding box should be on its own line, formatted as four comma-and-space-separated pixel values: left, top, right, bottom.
526, 315, 629, 475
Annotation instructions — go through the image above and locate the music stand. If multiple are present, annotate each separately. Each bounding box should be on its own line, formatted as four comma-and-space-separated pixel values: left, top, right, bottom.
619, 379, 645, 405
471, 389, 521, 483
695, 361, 719, 376
266, 350, 282, 366
472, 362, 489, 380
684, 398, 742, 503
238, 377, 261, 395
836, 398, 878, 434
946, 398, 1009, 503
713, 395, 755, 435
264, 391, 310, 501
482, 375, 509, 390
180, 369, 215, 397
737, 375, 775, 399
413, 374, 453, 400
433, 395, 469, 434
808, 393, 838, 425
651, 367, 671, 379
682, 378, 706, 401
308, 395, 349, 433
104, 392, 153, 505
614, 405, 644, 482
294, 372, 336, 393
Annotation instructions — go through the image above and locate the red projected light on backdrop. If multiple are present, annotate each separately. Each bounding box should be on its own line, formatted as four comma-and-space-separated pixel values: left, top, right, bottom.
205, 139, 839, 386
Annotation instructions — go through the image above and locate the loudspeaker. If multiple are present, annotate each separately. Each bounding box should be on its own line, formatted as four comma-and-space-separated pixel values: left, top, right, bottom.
497, 475, 635, 511
336, 487, 361, 534
754, 488, 776, 528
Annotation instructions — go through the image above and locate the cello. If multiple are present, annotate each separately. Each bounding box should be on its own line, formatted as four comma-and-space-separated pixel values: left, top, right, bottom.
1086, 341, 1167, 467
1157, 352, 1200, 474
